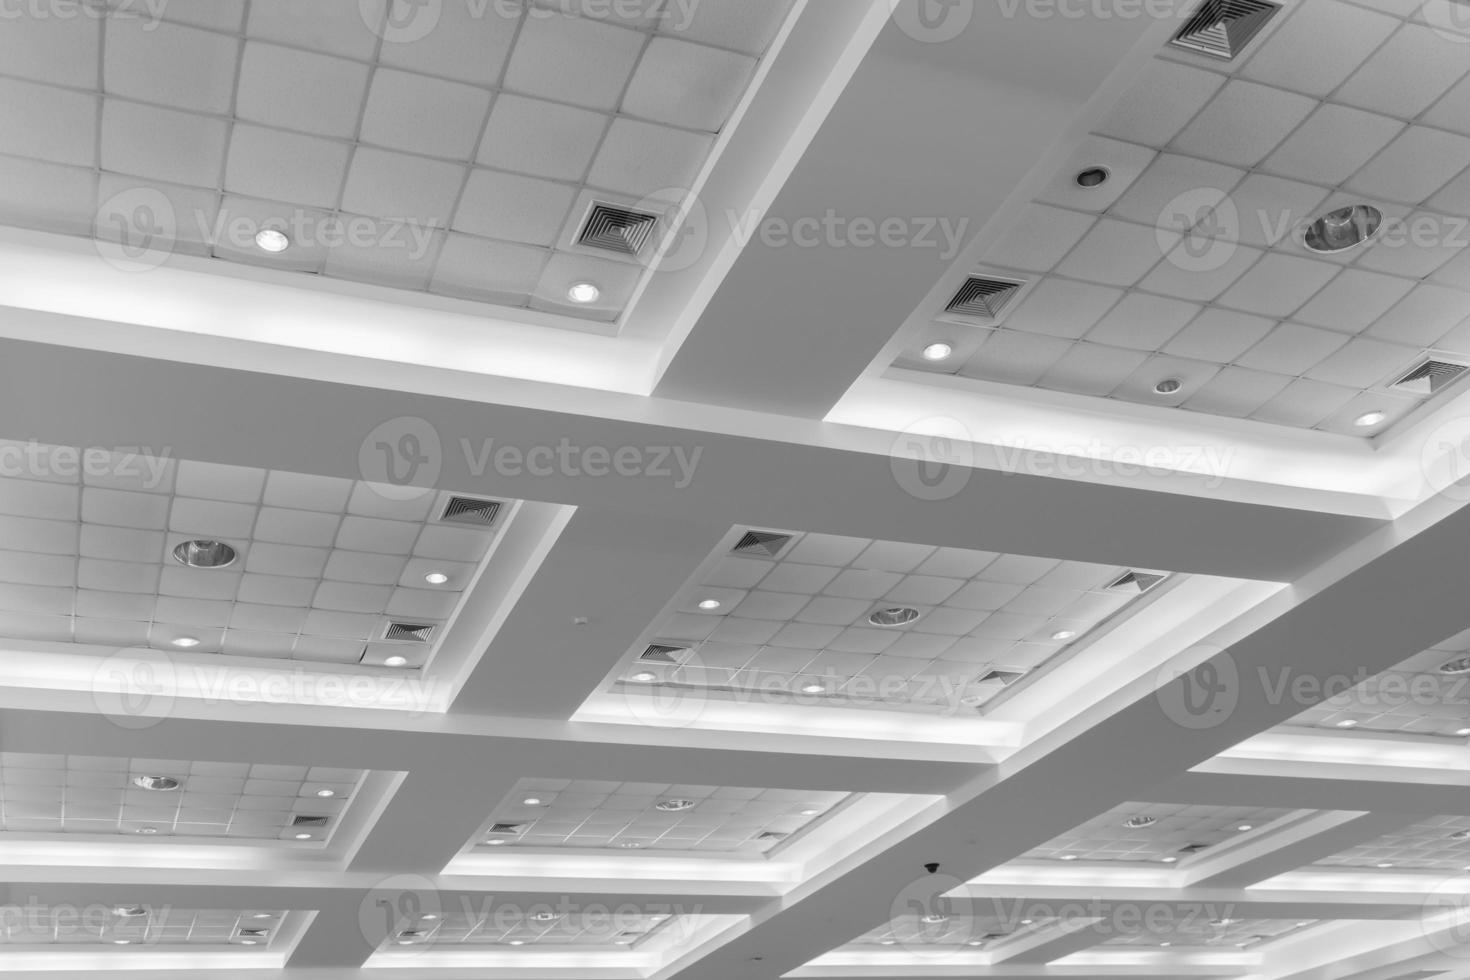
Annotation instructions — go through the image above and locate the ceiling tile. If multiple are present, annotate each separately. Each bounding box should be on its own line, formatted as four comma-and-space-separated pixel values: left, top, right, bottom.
981, 204, 1095, 273
1054, 219, 1175, 287
0, 12, 98, 87
1170, 81, 1316, 168
663, 0, 796, 55
961, 330, 1071, 386
1335, 24, 1470, 119
1038, 343, 1148, 397
503, 13, 646, 111
1364, 284, 1470, 347
359, 69, 494, 160
1253, 377, 1359, 428
1137, 240, 1264, 302
529, 252, 643, 319
0, 79, 96, 167
1084, 293, 1201, 351
1113, 355, 1221, 406
623, 37, 755, 131
224, 126, 352, 210
104, 19, 239, 114
478, 94, 608, 183
321, 217, 444, 291
101, 100, 228, 188
430, 234, 548, 304
1303, 336, 1418, 387
263, 472, 354, 513
1181, 366, 1293, 418
1235, 322, 1349, 375
1423, 72, 1470, 135
1356, 212, 1465, 278
454, 170, 577, 247
1225, 174, 1331, 249
340, 148, 466, 225
1035, 137, 1155, 214
1163, 309, 1275, 362
1293, 267, 1416, 333
247, 0, 384, 59
175, 462, 266, 504
1216, 253, 1340, 317
1347, 127, 1470, 205
586, 118, 714, 198
1261, 104, 1404, 187
1003, 279, 1124, 339
1096, 59, 1226, 148
378, 0, 519, 84
235, 42, 371, 140
1109, 154, 1245, 227
1239, 0, 1399, 96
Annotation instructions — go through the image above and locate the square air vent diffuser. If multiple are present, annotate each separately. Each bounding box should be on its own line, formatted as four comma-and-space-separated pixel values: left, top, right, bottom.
942, 276, 1025, 323
730, 530, 793, 559
640, 644, 689, 664
439, 496, 501, 527
755, 831, 789, 842
1105, 571, 1166, 595
577, 202, 659, 256
1169, 0, 1281, 60
1388, 357, 1470, 397
384, 622, 436, 643
489, 823, 523, 834
291, 815, 331, 828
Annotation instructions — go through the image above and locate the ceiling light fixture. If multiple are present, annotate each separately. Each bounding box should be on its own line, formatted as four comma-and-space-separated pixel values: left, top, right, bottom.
173, 540, 238, 569
656, 799, 696, 812
252, 914, 272, 920
254, 228, 290, 253
522, 797, 543, 806
315, 789, 336, 798
294, 833, 313, 840
630, 671, 657, 683
921, 914, 948, 924
1237, 825, 1253, 832
1075, 167, 1110, 188
800, 808, 822, 817
485, 838, 506, 846
696, 599, 722, 611
135, 827, 157, 835
922, 342, 955, 362
384, 656, 408, 668
1376, 862, 1394, 868
1457, 728, 1470, 737
868, 606, 920, 627
1354, 411, 1387, 428
618, 841, 643, 848
800, 682, 826, 694
113, 939, 131, 945
240, 939, 258, 946
1336, 719, 1359, 728
1124, 815, 1157, 828
879, 939, 897, 946
1303, 204, 1383, 254
530, 912, 559, 923
113, 906, 147, 918
966, 939, 984, 946
1450, 830, 1470, 841
1051, 630, 1078, 641
1154, 378, 1183, 395
132, 775, 181, 791
424, 572, 450, 585
1060, 854, 1077, 861
171, 636, 201, 648
1441, 657, 1470, 675
1160, 856, 1178, 863
568, 282, 601, 304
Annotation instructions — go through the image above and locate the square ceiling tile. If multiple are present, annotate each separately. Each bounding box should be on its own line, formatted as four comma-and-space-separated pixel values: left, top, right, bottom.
210, 197, 332, 273
340, 148, 466, 225
1170, 81, 1316, 168
623, 37, 755, 131
224, 126, 351, 210
322, 218, 444, 291
1181, 366, 1293, 418
1163, 309, 1275, 362
379, 0, 519, 84
1293, 267, 1416, 333
1225, 174, 1330, 249
247, 0, 383, 59
586, 118, 714, 198
1235, 322, 1349, 375
529, 251, 643, 319
0, 79, 96, 167
359, 69, 494, 160
981, 204, 1095, 273
1262, 104, 1404, 187
1423, 73, 1470, 136
454, 170, 577, 247
478, 94, 608, 183
1109, 154, 1245, 227
101, 101, 228, 188
0, 13, 98, 87
1304, 336, 1418, 387
503, 13, 646, 111
1003, 279, 1123, 339
1254, 377, 1359, 428
1035, 137, 1155, 214
1356, 212, 1465, 278
1084, 294, 1201, 351
1054, 219, 1175, 287
663, 0, 796, 54
1239, 0, 1399, 97
1348, 127, 1470, 205
1217, 253, 1340, 317
96, 175, 217, 258
104, 19, 239, 114
960, 331, 1071, 386
235, 43, 371, 140
175, 461, 266, 504
430, 234, 548, 304
1038, 343, 1148, 397
1427, 167, 1470, 217
1364, 284, 1470, 347
1429, 247, 1470, 289
1096, 59, 1226, 148
1114, 354, 1221, 406
1335, 24, 1470, 119
1137, 240, 1264, 302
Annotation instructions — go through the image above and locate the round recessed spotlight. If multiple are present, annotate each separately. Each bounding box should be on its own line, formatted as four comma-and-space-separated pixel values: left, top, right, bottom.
1160, 856, 1178, 864
1159, 941, 1172, 948
868, 606, 920, 627
879, 939, 897, 946
800, 682, 826, 695
568, 282, 601, 304
252, 914, 273, 920
1336, 719, 1359, 728
315, 789, 336, 798
172, 540, 238, 569
530, 912, 559, 923
421, 914, 439, 921
1051, 630, 1078, 641
424, 572, 450, 585
485, 838, 506, 846
135, 827, 157, 835
1211, 919, 1232, 926
800, 808, 822, 817
1354, 411, 1387, 428
383, 655, 408, 668
696, 599, 722, 611
294, 833, 313, 840
240, 939, 259, 946
630, 671, 657, 683
522, 797, 544, 806
113, 906, 147, 918
1059, 854, 1078, 861
171, 636, 201, 649
254, 228, 290, 253
1443, 657, 1470, 675
1237, 825, 1254, 832
966, 939, 984, 947
1075, 167, 1110, 188
922, 342, 955, 362
921, 914, 948, 924
1154, 378, 1183, 395
656, 799, 696, 812
1376, 862, 1394, 868
1457, 728, 1470, 737
1303, 204, 1383, 254
1451, 830, 1470, 841
132, 775, 181, 792
396, 939, 415, 946
1124, 815, 1157, 829
113, 939, 132, 945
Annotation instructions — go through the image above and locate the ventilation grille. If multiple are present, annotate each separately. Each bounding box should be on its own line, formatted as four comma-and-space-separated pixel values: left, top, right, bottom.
489, 823, 523, 834
979, 669, 1025, 686
384, 622, 436, 643
731, 530, 793, 559
1105, 571, 1166, 595
291, 815, 331, 828
439, 496, 502, 527
640, 643, 689, 664
1177, 842, 1210, 855
1169, 0, 1280, 60
238, 929, 270, 939
943, 276, 1024, 322
755, 831, 789, 841
577, 202, 659, 256
1389, 357, 1470, 397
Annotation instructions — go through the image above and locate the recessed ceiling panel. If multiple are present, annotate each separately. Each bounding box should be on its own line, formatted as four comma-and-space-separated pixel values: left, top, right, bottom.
0, 906, 287, 949
1021, 801, 1295, 865
388, 907, 676, 950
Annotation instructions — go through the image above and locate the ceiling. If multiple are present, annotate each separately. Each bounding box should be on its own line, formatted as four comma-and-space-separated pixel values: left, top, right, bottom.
7, 1, 1470, 980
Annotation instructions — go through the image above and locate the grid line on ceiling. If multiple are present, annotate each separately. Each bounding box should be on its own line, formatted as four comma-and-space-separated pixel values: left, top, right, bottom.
1313, 814, 1470, 872
903, 0, 1470, 437
0, 907, 285, 948
0, 0, 796, 322
1099, 917, 1314, 949
390, 909, 675, 949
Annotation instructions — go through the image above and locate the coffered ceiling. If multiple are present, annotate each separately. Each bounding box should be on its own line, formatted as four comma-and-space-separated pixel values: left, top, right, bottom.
5, 2, 1470, 980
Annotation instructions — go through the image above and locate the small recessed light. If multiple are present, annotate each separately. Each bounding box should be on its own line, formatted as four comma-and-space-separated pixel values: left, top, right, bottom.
1237, 825, 1253, 832
922, 342, 955, 362
1075, 167, 1110, 188
1160, 941, 1172, 947
1051, 630, 1078, 641
135, 827, 157, 835
1212, 919, 1232, 926
1443, 657, 1470, 675
879, 939, 897, 946
113, 906, 147, 918
630, 671, 657, 683
921, 914, 948, 924
132, 775, 181, 791
1336, 719, 1359, 728
424, 572, 450, 585
420, 914, 439, 921
172, 539, 238, 569
1154, 378, 1183, 395
1125, 815, 1156, 828
172, 636, 200, 648
618, 841, 643, 849
800, 808, 822, 817
315, 789, 336, 798
615, 937, 635, 945
530, 912, 558, 923
1457, 728, 1470, 737
966, 939, 984, 946
568, 282, 601, 304
1296, 922, 1310, 928
1303, 204, 1382, 254
656, 799, 696, 812
1021, 919, 1033, 925
294, 833, 313, 840
1377, 862, 1394, 868
485, 838, 506, 846
1060, 854, 1077, 861
1161, 856, 1178, 863
255, 228, 290, 253
113, 939, 131, 945
240, 939, 258, 946
868, 606, 920, 627
384, 656, 408, 668
251, 914, 272, 920
396, 939, 415, 946
1355, 411, 1387, 428
800, 682, 825, 694
522, 797, 543, 806
697, 599, 722, 611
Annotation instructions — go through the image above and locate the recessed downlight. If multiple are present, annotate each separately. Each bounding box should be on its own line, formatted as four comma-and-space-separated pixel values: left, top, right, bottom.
922, 342, 955, 362
1060, 854, 1078, 861
1376, 862, 1394, 868
315, 789, 336, 798
1124, 815, 1156, 828
1442, 657, 1470, 675
1237, 825, 1253, 832
172, 540, 237, 569
135, 827, 157, 835
1160, 856, 1178, 863
1336, 719, 1359, 728
966, 939, 984, 946
1354, 411, 1387, 428
568, 282, 601, 304
522, 797, 544, 806
1154, 378, 1183, 395
618, 841, 643, 848
1450, 830, 1470, 841
424, 572, 450, 585
113, 906, 147, 918
696, 599, 722, 611
530, 912, 559, 922
630, 671, 657, 683
1051, 630, 1078, 641
800, 808, 822, 816
240, 939, 259, 946
294, 832, 313, 840
920, 914, 948, 924
1303, 204, 1382, 254
868, 606, 920, 627
132, 775, 181, 792
383, 655, 408, 668
113, 939, 131, 945
1457, 728, 1470, 737
1075, 167, 1110, 188
171, 636, 201, 648
656, 799, 696, 812
485, 838, 506, 846
255, 228, 290, 253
